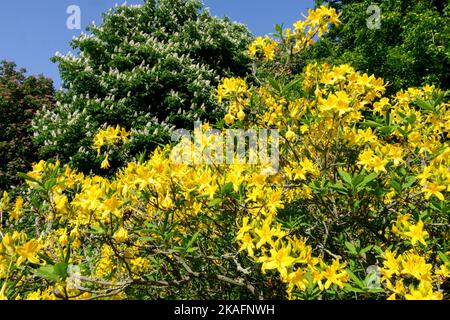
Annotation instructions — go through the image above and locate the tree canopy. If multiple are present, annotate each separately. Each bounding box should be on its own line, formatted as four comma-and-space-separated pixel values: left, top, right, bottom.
301, 0, 450, 93
0, 61, 53, 189
32, 0, 252, 174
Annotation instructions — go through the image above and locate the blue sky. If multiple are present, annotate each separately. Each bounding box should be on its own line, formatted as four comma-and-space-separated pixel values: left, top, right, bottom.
0, 0, 315, 88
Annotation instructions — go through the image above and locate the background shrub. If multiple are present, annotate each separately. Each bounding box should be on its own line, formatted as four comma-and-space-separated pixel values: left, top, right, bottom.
289, 0, 450, 94
0, 61, 53, 190
32, 0, 252, 175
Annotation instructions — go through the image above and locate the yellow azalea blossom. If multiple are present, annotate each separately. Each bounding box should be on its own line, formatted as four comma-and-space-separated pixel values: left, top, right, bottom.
287, 268, 309, 292
0, 191, 10, 211
0, 283, 7, 300
320, 259, 349, 290
285, 129, 296, 142
405, 281, 443, 300
401, 253, 433, 281
1, 233, 16, 255
254, 218, 275, 249
101, 154, 111, 169
403, 220, 428, 246
16, 239, 40, 266
260, 245, 295, 279
237, 109, 246, 122
238, 233, 255, 257
381, 251, 402, 278
422, 182, 446, 201
237, 217, 252, 240
113, 227, 128, 243
436, 264, 450, 279
9, 196, 24, 221
0, 9, 447, 300
224, 113, 235, 125
93, 125, 129, 155
371, 156, 388, 174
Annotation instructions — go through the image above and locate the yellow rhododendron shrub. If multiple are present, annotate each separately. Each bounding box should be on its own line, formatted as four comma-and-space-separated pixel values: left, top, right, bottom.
0, 6, 449, 300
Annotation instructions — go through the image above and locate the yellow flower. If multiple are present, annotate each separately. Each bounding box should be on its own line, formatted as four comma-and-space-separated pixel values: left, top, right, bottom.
224, 113, 235, 126
401, 253, 432, 281
237, 217, 252, 240
404, 220, 428, 246
248, 43, 258, 57
422, 182, 445, 201
371, 156, 388, 174
16, 239, 40, 266
101, 154, 111, 170
405, 281, 443, 300
9, 196, 24, 221
320, 259, 348, 290
436, 264, 450, 279
254, 218, 275, 249
93, 125, 129, 155
1, 233, 15, 255
381, 250, 401, 278
287, 268, 309, 292
239, 233, 255, 257
0, 283, 7, 300
237, 109, 246, 121
260, 245, 295, 279
113, 227, 128, 243
248, 36, 278, 61
0, 191, 10, 211
285, 129, 296, 142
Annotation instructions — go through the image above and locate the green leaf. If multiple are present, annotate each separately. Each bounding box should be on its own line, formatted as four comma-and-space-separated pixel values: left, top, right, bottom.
221, 182, 234, 195
345, 269, 365, 289
338, 170, 353, 187
208, 198, 222, 207
17, 172, 40, 184
329, 183, 348, 194
360, 245, 373, 255
138, 237, 154, 242
274, 24, 283, 36
415, 99, 434, 112
390, 179, 402, 193
54, 262, 69, 279
267, 77, 282, 95
44, 178, 57, 191
364, 120, 382, 128
402, 176, 416, 189
438, 251, 450, 266
35, 265, 60, 282
283, 78, 302, 93
344, 284, 365, 293
345, 241, 357, 254
186, 231, 200, 250
355, 172, 378, 190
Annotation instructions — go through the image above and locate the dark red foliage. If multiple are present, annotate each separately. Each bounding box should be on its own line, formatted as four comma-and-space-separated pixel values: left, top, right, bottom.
0, 61, 54, 189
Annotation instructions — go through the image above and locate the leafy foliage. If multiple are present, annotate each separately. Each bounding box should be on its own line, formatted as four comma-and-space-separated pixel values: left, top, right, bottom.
32, 0, 252, 174
0, 61, 53, 190
293, 0, 450, 93
0, 3, 449, 301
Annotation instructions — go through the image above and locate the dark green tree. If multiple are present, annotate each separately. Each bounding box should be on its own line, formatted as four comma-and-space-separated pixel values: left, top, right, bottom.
0, 61, 54, 190
295, 0, 450, 93
32, 0, 252, 174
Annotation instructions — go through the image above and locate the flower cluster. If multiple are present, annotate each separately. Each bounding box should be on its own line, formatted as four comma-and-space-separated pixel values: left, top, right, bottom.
249, 36, 278, 61
92, 125, 129, 169
0, 4, 448, 301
